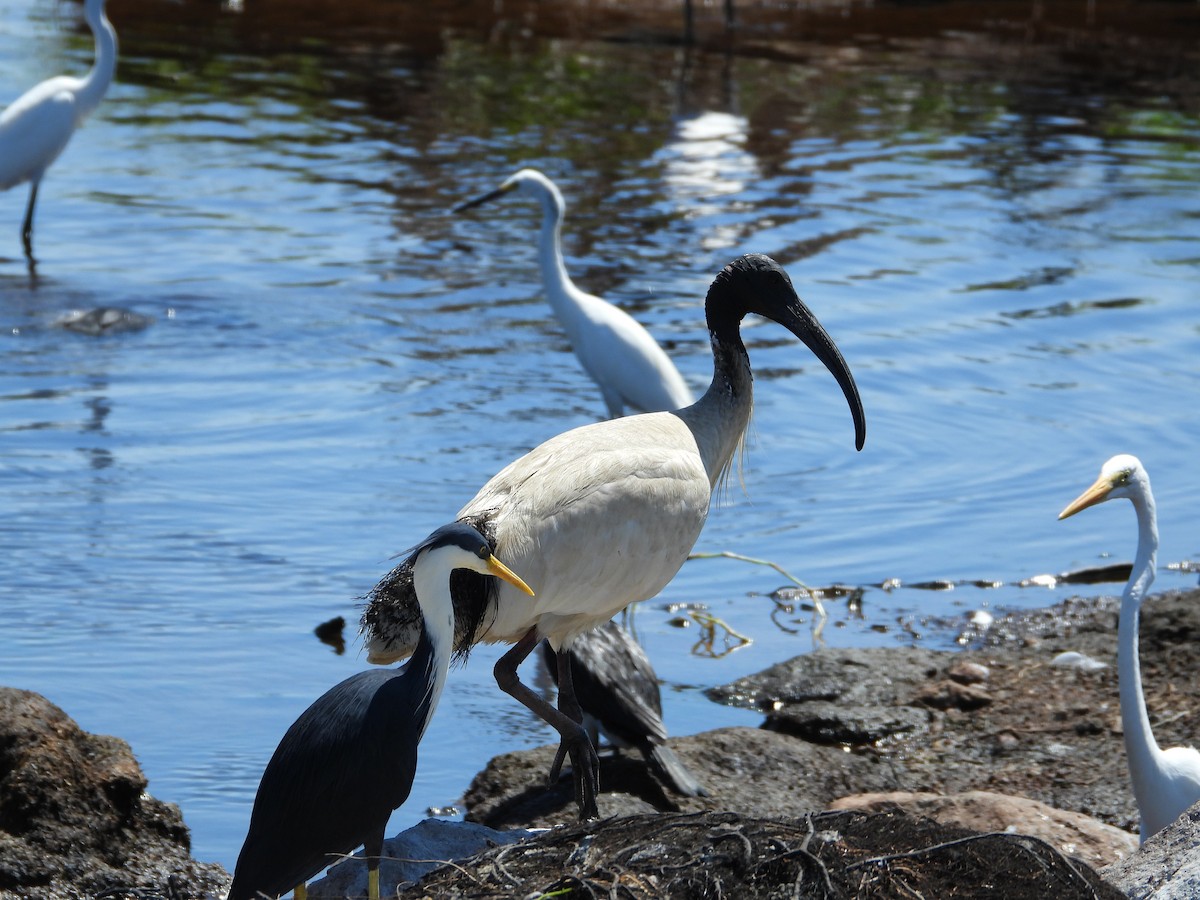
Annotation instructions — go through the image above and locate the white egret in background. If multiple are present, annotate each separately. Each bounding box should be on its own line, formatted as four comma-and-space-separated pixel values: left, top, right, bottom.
1060, 454, 1200, 842
0, 0, 117, 259
454, 168, 694, 418
229, 523, 533, 900
362, 253, 866, 819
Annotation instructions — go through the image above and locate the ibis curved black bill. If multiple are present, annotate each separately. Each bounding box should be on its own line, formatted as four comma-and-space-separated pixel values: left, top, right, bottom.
779, 293, 867, 452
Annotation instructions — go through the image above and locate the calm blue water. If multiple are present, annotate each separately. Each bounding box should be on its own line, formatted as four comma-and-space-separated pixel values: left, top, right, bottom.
2, 0, 1198, 879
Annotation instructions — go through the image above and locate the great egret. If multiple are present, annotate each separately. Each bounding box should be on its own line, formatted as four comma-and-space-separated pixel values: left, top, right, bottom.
0, 0, 117, 259
454, 168, 694, 417
228, 523, 533, 900
541, 620, 707, 797
1059, 454, 1200, 842
362, 253, 866, 818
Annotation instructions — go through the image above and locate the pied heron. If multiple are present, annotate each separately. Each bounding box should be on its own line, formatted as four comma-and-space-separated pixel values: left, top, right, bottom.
228, 523, 533, 900
0, 0, 116, 259
361, 253, 866, 818
541, 620, 707, 798
1060, 454, 1200, 843
454, 168, 694, 418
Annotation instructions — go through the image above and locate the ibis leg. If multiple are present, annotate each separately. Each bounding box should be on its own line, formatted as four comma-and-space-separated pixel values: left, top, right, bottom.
494, 628, 600, 820
547, 647, 585, 782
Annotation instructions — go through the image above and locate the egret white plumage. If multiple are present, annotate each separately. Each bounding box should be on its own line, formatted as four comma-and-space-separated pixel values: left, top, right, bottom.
0, 0, 117, 259
229, 523, 533, 900
541, 620, 707, 797
454, 168, 694, 417
1059, 454, 1200, 843
361, 253, 865, 818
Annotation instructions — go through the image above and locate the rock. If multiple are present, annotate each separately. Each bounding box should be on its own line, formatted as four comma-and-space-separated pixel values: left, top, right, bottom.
307, 818, 530, 898
707, 646, 947, 743
53, 307, 154, 335
914, 678, 993, 710
1052, 651, 1109, 671
1102, 800, 1200, 898
0, 687, 228, 900
766, 699, 929, 745
464, 726, 903, 829
947, 660, 991, 684
706, 646, 944, 712
828, 790, 1139, 868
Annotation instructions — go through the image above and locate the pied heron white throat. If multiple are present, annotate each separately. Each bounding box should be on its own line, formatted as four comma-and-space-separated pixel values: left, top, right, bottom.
361, 252, 866, 819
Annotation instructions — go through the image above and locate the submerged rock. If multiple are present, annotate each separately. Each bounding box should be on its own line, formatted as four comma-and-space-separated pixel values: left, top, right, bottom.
0, 687, 228, 900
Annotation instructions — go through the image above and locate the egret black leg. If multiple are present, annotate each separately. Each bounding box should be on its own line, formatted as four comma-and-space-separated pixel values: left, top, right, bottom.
494, 628, 600, 820
21, 181, 38, 259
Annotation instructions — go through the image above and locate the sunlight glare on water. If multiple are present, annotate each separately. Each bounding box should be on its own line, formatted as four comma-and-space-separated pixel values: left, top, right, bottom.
1, 0, 1198, 879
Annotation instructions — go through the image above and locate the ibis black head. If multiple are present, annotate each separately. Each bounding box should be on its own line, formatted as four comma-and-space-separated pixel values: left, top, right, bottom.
707, 253, 866, 451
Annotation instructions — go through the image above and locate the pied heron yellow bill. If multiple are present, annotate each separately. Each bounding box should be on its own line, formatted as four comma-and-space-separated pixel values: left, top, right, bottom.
1060, 454, 1200, 843
454, 168, 694, 417
361, 252, 866, 819
229, 523, 533, 900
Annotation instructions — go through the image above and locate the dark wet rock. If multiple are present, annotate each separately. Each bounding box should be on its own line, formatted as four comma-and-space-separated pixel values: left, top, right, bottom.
1057, 563, 1135, 585
706, 646, 944, 711
465, 726, 891, 828
767, 699, 929, 745
946, 659, 990, 684
54, 307, 154, 335
707, 646, 946, 742
313, 614, 347, 654
913, 678, 993, 710
398, 809, 1123, 899
829, 790, 1138, 869
0, 687, 228, 900
1103, 799, 1200, 899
